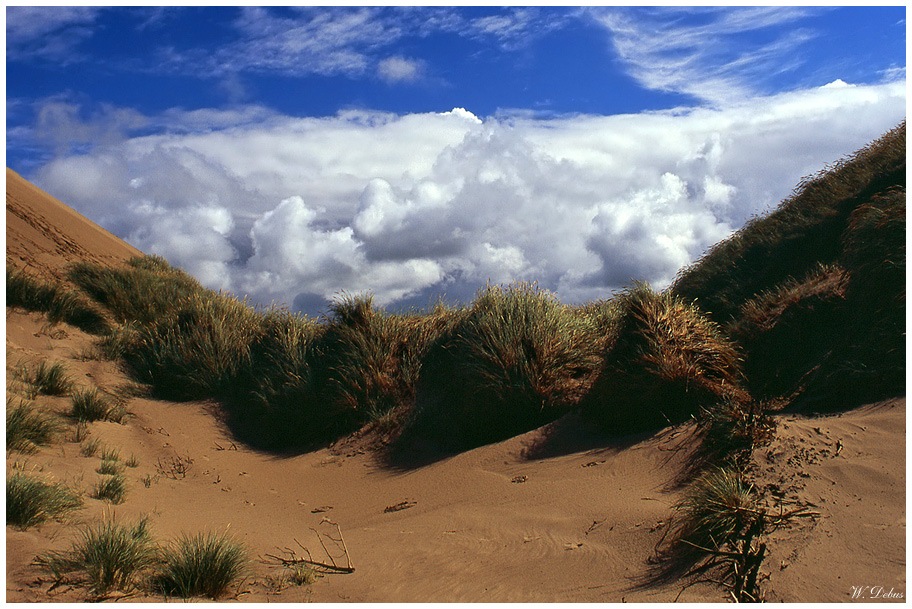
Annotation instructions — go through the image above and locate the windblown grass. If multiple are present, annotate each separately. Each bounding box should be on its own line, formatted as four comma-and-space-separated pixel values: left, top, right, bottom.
36, 517, 158, 597
97, 460, 122, 476
317, 294, 459, 427
7, 471, 82, 529
7, 397, 62, 452
581, 283, 748, 435
410, 283, 603, 450
726, 264, 850, 401
6, 267, 110, 334
153, 531, 247, 599
133, 292, 261, 399
67, 256, 200, 325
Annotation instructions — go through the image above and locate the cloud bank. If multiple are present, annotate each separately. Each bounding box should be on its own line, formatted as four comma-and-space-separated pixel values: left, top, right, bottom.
31, 81, 905, 316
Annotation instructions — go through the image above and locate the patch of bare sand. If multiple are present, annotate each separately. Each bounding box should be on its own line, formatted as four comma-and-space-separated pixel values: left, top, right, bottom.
752, 399, 906, 602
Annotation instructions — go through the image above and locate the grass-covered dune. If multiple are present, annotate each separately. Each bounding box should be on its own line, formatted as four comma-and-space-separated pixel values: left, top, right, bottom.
9, 122, 904, 456
672, 121, 905, 410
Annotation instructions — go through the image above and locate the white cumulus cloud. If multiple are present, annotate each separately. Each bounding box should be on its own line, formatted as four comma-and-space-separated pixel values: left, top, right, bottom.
30, 80, 906, 315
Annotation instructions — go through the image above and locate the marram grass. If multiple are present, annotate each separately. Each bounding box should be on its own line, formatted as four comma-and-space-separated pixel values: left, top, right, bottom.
71, 389, 127, 423
582, 283, 748, 434
153, 531, 247, 599
670, 467, 757, 553
7, 397, 62, 453
6, 267, 109, 334
411, 282, 603, 450
36, 517, 158, 597
7, 471, 82, 529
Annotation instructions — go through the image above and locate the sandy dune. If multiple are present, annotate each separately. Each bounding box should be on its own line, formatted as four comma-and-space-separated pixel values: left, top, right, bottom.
6, 168, 142, 285
5, 171, 905, 602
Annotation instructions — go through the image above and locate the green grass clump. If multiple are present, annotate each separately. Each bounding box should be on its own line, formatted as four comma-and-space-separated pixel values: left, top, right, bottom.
670, 467, 758, 554
36, 518, 158, 597
97, 460, 121, 476
80, 437, 102, 457
121, 291, 263, 400
7, 471, 82, 529
581, 283, 748, 435
153, 531, 247, 599
6, 268, 110, 334
317, 294, 459, 427
410, 282, 602, 450
225, 307, 325, 448
100, 446, 120, 462
67, 256, 200, 325
726, 264, 849, 401
71, 389, 127, 423
7, 397, 62, 452
92, 474, 128, 504
17, 360, 74, 396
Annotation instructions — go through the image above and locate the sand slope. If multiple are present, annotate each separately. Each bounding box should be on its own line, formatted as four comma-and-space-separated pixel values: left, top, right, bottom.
5, 169, 906, 602
6, 168, 141, 284
754, 400, 906, 602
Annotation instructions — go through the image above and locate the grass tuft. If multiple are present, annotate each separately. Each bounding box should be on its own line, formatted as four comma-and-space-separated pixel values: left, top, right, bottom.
410, 282, 602, 450
92, 473, 128, 504
670, 467, 757, 554
15, 360, 74, 396
153, 531, 247, 599
36, 517, 158, 597
6, 267, 110, 334
80, 437, 102, 457
71, 389, 127, 423
7, 397, 62, 452
7, 471, 82, 529
582, 283, 748, 435
97, 460, 122, 476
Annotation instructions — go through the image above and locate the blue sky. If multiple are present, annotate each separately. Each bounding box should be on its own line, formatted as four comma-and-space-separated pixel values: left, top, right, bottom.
6, 6, 907, 315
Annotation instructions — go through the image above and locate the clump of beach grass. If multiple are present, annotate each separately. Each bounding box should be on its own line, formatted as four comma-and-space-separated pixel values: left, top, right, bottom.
36, 517, 158, 597
67, 256, 200, 325
6, 267, 110, 334
7, 397, 62, 452
123, 291, 263, 401
92, 473, 128, 504
410, 282, 603, 450
153, 531, 247, 599
80, 436, 102, 457
314, 293, 459, 431
7, 471, 82, 529
97, 460, 122, 476
14, 359, 74, 397
581, 283, 748, 435
669, 466, 758, 555
71, 389, 127, 423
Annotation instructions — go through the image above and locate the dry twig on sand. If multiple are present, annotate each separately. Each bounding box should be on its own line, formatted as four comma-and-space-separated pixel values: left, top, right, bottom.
264, 519, 354, 574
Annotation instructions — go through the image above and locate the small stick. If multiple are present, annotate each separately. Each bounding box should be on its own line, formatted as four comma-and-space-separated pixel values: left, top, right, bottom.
333, 521, 353, 571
